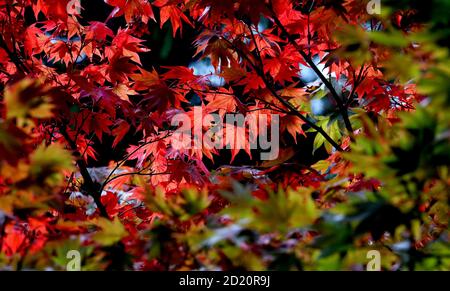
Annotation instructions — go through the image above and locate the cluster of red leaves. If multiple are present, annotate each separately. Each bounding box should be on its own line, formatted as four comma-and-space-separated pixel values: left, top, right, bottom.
0, 0, 435, 270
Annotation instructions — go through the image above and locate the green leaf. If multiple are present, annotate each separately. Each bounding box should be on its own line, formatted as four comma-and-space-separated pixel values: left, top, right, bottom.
368, 31, 409, 47
4, 78, 54, 128
28, 143, 74, 191
92, 217, 128, 246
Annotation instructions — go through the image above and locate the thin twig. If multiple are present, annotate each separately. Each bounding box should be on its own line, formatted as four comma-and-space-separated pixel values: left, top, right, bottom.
100, 132, 172, 193
104, 171, 172, 187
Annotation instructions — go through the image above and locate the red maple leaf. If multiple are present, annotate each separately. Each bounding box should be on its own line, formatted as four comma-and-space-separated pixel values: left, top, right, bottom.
153, 0, 193, 37
112, 120, 131, 148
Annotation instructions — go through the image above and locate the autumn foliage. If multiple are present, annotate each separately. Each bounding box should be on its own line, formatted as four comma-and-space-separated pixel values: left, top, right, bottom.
0, 0, 449, 270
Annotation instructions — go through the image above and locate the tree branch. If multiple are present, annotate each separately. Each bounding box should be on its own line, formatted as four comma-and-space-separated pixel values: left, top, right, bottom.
59, 125, 109, 218
267, 3, 354, 141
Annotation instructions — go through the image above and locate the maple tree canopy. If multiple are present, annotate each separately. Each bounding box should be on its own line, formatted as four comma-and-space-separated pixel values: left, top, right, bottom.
0, 0, 449, 271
